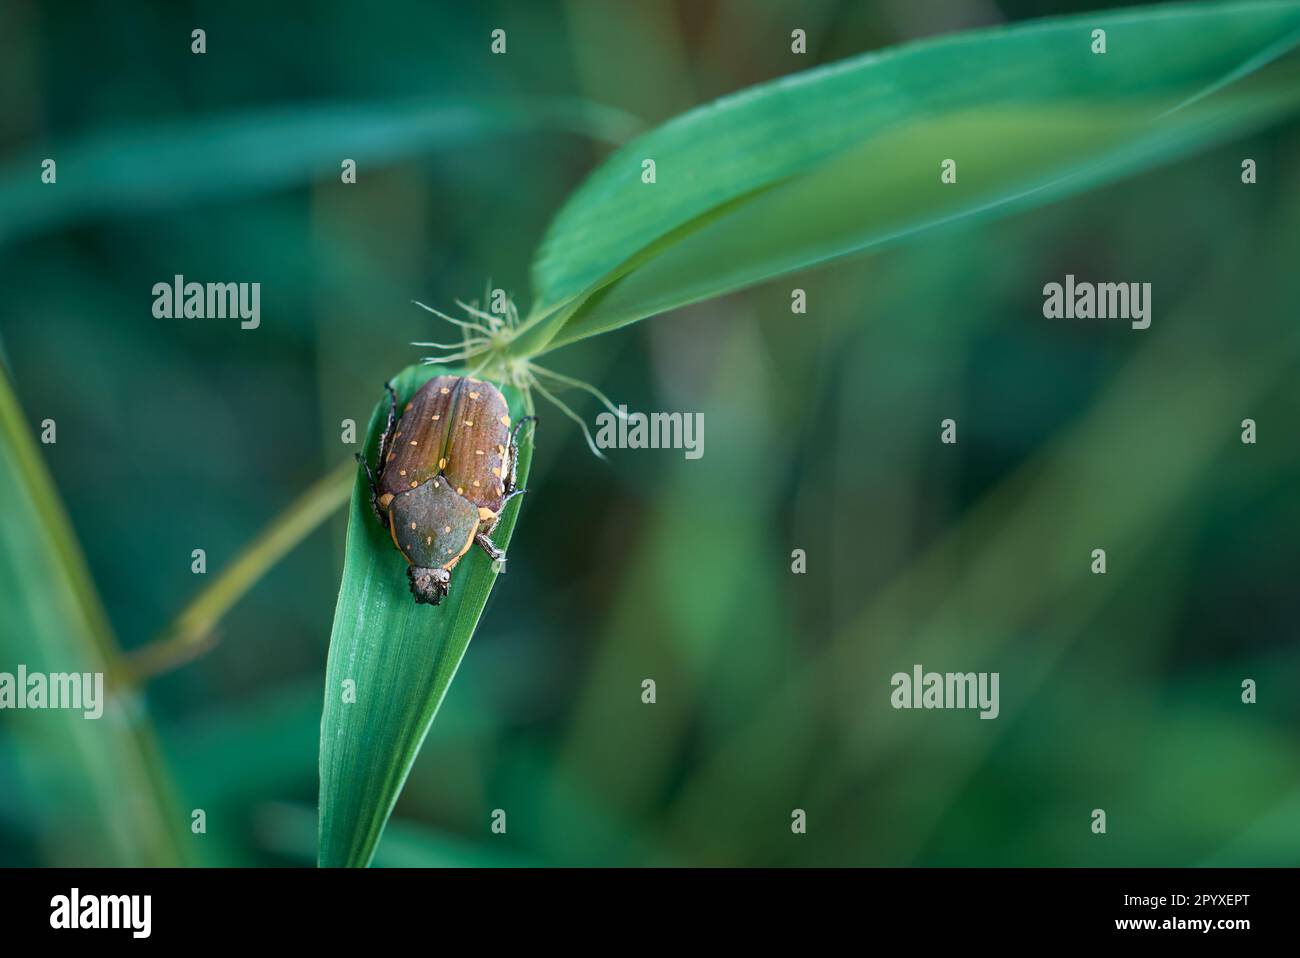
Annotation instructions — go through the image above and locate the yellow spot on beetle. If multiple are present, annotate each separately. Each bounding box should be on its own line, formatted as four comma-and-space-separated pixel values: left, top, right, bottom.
410, 522, 417, 530
491, 467, 501, 477
399, 469, 407, 476
432, 414, 440, 421
440, 387, 449, 395
465, 420, 474, 427
473, 480, 481, 488
475, 449, 484, 456
456, 486, 464, 495
410, 440, 418, 446
409, 480, 417, 488
438, 457, 447, 469
426, 536, 432, 546
500, 415, 510, 427
404, 403, 412, 412
469, 391, 480, 399
443, 525, 451, 533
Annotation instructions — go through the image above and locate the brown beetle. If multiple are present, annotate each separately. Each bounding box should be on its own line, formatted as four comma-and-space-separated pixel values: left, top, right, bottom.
357, 376, 535, 605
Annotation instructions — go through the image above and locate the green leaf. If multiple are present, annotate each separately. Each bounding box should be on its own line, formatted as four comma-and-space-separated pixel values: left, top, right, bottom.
318, 365, 534, 868
0, 96, 640, 245
0, 363, 184, 865
521, 0, 1300, 354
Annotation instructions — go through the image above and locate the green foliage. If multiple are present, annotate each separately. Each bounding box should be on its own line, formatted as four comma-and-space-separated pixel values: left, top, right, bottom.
318, 366, 534, 867
519, 0, 1300, 354
5, 0, 1300, 871
0, 365, 184, 865
0, 97, 638, 245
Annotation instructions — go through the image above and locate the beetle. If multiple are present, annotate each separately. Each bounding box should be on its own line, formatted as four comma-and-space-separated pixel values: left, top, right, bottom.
356, 376, 535, 605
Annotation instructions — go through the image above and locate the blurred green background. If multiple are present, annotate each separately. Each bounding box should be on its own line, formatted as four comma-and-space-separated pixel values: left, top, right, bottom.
2, 0, 1298, 867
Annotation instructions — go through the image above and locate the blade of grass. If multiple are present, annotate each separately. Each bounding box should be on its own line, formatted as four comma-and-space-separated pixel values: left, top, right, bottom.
0, 95, 641, 245
0, 363, 185, 865
318, 365, 535, 868
517, 1, 1300, 355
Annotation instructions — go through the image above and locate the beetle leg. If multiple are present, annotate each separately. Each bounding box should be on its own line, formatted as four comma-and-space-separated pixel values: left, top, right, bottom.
500, 487, 527, 510
355, 453, 389, 529
505, 415, 538, 494
376, 381, 399, 467
475, 532, 506, 567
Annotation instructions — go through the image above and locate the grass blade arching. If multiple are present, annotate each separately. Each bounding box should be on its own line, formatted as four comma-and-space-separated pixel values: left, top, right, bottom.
521, 0, 1300, 354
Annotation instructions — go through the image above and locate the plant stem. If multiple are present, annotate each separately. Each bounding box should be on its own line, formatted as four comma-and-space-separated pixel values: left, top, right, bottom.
126, 458, 355, 682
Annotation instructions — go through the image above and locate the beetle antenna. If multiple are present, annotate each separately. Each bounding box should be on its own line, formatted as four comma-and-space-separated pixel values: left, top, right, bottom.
530, 376, 607, 460
529, 364, 629, 419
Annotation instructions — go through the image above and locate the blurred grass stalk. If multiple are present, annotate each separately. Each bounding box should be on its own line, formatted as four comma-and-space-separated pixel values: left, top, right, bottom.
0, 96, 642, 246
126, 459, 355, 682
0, 363, 185, 865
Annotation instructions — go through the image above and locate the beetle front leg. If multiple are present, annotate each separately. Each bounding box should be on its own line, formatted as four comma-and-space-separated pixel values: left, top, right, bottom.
376, 382, 399, 467
504, 415, 538, 494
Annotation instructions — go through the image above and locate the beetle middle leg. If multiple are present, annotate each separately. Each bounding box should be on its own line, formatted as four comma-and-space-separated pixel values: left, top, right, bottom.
504, 415, 538, 495
475, 532, 506, 568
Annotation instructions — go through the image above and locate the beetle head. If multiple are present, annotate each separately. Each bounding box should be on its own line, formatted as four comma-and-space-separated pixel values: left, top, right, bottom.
408, 566, 451, 605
